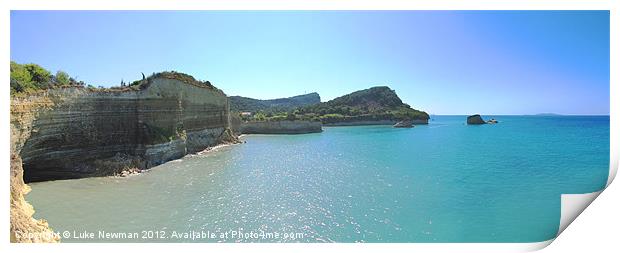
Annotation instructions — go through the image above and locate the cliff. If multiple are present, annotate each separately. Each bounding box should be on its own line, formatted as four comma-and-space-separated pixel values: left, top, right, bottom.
10, 95, 59, 242
240, 120, 322, 134
10, 75, 238, 242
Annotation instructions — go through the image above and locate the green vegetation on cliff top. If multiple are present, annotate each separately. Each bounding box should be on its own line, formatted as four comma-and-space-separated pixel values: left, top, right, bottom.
10, 61, 85, 95
230, 93, 321, 113
10, 61, 222, 96
301, 86, 429, 122
242, 86, 429, 123
11, 62, 428, 123
126, 71, 225, 95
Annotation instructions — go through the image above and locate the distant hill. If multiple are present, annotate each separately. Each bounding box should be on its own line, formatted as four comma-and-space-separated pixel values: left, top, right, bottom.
296, 86, 429, 123
534, 113, 563, 116
229, 92, 321, 113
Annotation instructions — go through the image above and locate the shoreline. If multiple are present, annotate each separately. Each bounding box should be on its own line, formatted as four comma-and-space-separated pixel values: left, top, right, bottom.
196, 141, 242, 155
113, 141, 244, 179
323, 119, 429, 127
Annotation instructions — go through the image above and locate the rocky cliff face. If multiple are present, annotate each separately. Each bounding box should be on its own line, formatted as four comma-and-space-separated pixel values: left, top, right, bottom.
10, 95, 59, 243
10, 76, 238, 242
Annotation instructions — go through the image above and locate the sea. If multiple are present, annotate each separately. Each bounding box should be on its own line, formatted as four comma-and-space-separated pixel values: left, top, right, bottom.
26, 115, 610, 243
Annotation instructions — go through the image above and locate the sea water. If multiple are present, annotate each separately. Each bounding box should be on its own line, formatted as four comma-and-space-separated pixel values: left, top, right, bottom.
26, 116, 610, 243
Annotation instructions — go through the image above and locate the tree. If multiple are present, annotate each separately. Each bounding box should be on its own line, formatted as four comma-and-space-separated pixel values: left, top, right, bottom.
286, 112, 296, 121
254, 111, 266, 121
23, 63, 51, 88
10, 61, 34, 93
54, 70, 70, 86
10, 62, 91, 94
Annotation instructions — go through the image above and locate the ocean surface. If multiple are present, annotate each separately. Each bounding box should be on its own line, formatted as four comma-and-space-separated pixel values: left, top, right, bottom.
27, 115, 610, 243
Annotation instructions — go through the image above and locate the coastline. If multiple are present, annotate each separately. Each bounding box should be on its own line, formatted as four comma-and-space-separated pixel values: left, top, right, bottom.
114, 141, 244, 178
23, 115, 611, 243
323, 119, 429, 126
9, 76, 238, 242
196, 141, 243, 155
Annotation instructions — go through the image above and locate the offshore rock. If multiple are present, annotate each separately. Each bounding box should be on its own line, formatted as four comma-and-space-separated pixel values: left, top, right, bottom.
467, 114, 487, 125
487, 118, 499, 124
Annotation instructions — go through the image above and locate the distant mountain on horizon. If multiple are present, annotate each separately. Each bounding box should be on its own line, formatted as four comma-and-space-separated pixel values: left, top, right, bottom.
533, 113, 563, 116
229, 92, 321, 113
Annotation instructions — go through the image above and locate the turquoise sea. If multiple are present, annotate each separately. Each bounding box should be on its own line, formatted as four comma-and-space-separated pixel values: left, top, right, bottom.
27, 115, 610, 243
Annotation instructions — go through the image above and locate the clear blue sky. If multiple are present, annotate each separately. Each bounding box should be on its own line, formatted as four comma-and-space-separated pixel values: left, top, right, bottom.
10, 11, 609, 115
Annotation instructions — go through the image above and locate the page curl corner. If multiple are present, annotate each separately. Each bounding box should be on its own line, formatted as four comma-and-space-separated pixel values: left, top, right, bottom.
557, 191, 602, 236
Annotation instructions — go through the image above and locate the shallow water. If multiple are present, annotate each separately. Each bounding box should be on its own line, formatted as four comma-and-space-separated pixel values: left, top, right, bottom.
27, 115, 610, 242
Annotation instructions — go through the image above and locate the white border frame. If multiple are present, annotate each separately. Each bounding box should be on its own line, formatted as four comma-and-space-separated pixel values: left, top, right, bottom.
1, 1, 617, 252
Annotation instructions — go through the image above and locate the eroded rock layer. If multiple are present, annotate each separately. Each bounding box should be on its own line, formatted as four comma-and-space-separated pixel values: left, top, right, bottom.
17, 78, 236, 182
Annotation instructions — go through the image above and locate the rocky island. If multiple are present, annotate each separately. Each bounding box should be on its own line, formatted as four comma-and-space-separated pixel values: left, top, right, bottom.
467, 114, 499, 125
467, 114, 487, 125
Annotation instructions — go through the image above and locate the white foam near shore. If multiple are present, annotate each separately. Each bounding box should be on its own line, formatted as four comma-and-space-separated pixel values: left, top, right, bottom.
196, 142, 241, 155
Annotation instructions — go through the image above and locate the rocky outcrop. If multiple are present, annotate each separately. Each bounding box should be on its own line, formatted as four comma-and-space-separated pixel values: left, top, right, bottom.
10, 95, 60, 243
467, 114, 487, 125
240, 120, 322, 134
393, 120, 414, 128
487, 118, 499, 124
10, 75, 238, 242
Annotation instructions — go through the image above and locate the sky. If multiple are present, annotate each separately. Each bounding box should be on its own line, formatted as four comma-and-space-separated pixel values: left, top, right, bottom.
10, 11, 609, 115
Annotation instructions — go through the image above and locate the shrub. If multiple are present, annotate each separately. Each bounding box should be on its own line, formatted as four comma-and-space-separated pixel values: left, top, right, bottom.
54, 70, 70, 86
286, 112, 296, 121
23, 63, 51, 88
10, 61, 34, 94
10, 62, 77, 94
